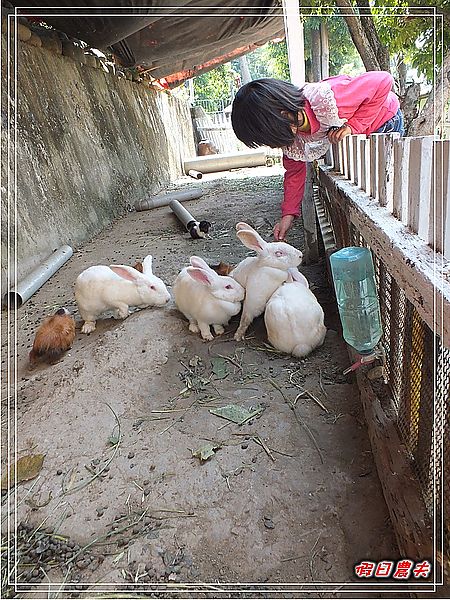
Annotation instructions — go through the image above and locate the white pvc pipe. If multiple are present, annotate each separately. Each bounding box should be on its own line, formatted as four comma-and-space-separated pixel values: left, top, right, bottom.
4, 245, 73, 308
183, 149, 267, 175
135, 187, 203, 211
169, 199, 197, 229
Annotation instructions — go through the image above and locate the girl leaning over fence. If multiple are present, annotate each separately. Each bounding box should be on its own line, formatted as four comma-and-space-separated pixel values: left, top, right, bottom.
231, 71, 405, 241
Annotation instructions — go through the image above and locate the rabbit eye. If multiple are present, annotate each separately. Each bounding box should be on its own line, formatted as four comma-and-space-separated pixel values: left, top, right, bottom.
150, 285, 155, 290
225, 284, 232, 289
275, 251, 284, 257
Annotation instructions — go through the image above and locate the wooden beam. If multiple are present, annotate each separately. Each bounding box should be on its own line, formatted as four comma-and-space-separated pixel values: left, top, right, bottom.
318, 167, 450, 348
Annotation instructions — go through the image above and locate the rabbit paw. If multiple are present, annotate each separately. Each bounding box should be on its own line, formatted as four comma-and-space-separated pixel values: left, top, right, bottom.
198, 323, 214, 341
81, 321, 96, 334
234, 328, 246, 341
213, 324, 225, 335
189, 322, 200, 333
114, 306, 129, 319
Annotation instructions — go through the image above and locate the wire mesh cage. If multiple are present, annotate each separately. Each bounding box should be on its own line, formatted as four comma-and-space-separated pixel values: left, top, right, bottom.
319, 183, 449, 574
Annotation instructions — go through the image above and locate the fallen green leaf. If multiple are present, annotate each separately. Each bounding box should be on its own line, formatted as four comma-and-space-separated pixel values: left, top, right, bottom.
210, 357, 229, 379
108, 428, 120, 446
192, 443, 221, 462
1, 454, 45, 490
209, 403, 265, 425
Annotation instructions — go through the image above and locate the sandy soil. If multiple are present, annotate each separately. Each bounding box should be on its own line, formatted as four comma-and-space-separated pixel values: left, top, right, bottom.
2, 166, 399, 597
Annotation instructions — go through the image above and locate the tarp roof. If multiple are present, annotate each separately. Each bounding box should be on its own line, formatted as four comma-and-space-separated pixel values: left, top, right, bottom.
12, 1, 285, 86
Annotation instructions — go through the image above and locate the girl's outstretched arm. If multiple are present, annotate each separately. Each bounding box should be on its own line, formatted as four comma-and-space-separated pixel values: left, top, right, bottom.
281, 155, 307, 217
274, 155, 307, 240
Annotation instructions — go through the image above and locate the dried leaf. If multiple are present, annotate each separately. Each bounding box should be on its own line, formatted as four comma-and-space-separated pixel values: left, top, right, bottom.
210, 357, 229, 379
192, 443, 221, 462
188, 355, 202, 368
209, 403, 265, 425
1, 454, 45, 490
113, 551, 125, 564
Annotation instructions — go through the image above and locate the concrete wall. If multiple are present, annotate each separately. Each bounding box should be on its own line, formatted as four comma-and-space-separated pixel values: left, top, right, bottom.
1, 30, 196, 291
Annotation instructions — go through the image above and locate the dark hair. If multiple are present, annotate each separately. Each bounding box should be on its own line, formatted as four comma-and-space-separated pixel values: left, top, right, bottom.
231, 78, 305, 148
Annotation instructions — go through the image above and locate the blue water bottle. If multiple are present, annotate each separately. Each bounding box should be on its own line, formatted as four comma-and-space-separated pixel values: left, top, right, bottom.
329, 247, 382, 355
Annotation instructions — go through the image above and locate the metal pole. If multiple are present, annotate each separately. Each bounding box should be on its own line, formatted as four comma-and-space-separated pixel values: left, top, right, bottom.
282, 0, 305, 86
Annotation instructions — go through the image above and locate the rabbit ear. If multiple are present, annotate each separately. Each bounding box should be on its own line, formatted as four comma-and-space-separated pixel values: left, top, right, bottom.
288, 268, 309, 288
236, 229, 267, 253
189, 256, 212, 271
142, 255, 153, 275
236, 222, 255, 232
186, 266, 215, 286
110, 265, 143, 282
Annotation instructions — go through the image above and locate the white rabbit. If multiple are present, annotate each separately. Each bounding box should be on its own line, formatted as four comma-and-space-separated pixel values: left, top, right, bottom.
75, 255, 170, 333
173, 256, 245, 341
264, 267, 327, 358
231, 222, 303, 341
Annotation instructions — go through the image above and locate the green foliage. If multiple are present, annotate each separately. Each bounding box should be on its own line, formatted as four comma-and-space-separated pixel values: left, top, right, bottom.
230, 40, 290, 81
193, 63, 239, 108
371, 1, 450, 81
303, 16, 363, 76
257, 41, 290, 80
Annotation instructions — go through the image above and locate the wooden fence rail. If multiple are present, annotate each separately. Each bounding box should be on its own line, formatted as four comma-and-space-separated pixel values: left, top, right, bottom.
329, 134, 450, 259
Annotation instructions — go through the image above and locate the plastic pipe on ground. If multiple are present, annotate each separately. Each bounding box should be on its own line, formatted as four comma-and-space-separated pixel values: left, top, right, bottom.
169, 199, 198, 230
135, 187, 203, 211
4, 245, 73, 309
188, 169, 203, 180
183, 149, 267, 175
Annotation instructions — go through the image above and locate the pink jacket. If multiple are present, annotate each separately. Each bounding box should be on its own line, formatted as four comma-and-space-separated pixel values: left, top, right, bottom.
282, 71, 400, 218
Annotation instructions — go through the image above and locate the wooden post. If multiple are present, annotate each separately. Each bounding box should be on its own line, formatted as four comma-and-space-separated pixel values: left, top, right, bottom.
320, 22, 329, 79
338, 141, 345, 176
302, 162, 319, 264
282, 0, 305, 86
345, 135, 353, 181
431, 140, 450, 257
393, 137, 410, 224
360, 137, 370, 194
369, 133, 380, 201
341, 138, 349, 179
323, 148, 333, 167
377, 133, 400, 211
331, 144, 340, 172
408, 136, 434, 242
352, 134, 366, 188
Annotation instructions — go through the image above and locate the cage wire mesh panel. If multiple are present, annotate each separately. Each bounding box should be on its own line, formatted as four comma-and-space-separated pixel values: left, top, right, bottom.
320, 184, 449, 570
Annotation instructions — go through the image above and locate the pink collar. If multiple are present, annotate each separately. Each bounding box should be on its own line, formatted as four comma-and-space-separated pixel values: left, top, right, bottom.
302, 100, 320, 135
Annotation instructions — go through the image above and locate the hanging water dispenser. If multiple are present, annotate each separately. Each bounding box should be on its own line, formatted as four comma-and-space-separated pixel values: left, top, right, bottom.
330, 247, 385, 376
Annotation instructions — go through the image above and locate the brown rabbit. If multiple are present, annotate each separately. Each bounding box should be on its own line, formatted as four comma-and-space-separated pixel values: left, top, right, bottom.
209, 261, 235, 276
29, 308, 76, 367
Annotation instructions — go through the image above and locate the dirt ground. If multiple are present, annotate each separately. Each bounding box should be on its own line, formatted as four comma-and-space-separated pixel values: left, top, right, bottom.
2, 166, 400, 597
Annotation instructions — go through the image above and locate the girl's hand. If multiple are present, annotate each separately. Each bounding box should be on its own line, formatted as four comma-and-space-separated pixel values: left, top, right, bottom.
327, 124, 352, 144
274, 215, 295, 241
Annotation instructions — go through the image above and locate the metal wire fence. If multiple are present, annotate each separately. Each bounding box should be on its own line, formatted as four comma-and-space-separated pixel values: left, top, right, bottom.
317, 182, 449, 574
